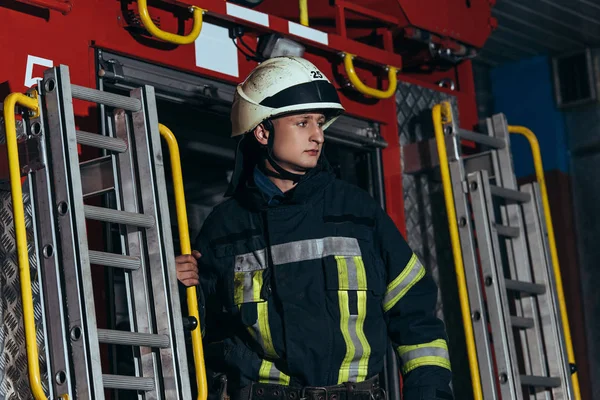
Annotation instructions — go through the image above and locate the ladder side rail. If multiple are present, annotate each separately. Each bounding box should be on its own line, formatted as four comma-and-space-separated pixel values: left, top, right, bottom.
113, 109, 160, 395
130, 86, 192, 398
522, 183, 575, 400
30, 110, 73, 398
42, 66, 104, 398
490, 115, 550, 391
445, 110, 500, 399
468, 169, 523, 400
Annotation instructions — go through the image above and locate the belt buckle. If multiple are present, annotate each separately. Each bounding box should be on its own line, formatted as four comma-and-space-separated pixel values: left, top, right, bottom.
301, 386, 328, 400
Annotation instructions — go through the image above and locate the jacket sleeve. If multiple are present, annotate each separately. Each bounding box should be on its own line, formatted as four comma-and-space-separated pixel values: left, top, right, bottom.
374, 206, 454, 400
193, 218, 221, 340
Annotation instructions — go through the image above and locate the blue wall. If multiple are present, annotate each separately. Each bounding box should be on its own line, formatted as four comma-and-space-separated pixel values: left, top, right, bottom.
490, 56, 569, 177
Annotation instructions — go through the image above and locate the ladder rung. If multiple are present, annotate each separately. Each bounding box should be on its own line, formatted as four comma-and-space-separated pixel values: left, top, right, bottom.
76, 130, 127, 153
494, 223, 520, 238
511, 316, 534, 329
71, 85, 142, 112
490, 185, 531, 203
520, 375, 562, 388
505, 279, 546, 295
97, 329, 170, 348
84, 205, 155, 228
89, 250, 141, 270
102, 374, 155, 391
458, 128, 506, 149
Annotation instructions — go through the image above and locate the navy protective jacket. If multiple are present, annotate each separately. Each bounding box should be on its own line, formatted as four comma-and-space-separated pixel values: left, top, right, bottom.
194, 161, 453, 400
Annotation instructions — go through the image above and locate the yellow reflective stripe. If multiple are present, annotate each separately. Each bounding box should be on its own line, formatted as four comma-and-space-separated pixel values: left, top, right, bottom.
336, 256, 370, 383
355, 256, 370, 381
257, 301, 277, 359
258, 360, 291, 385
383, 254, 426, 312
234, 270, 264, 304
253, 270, 263, 301
397, 338, 448, 356
396, 339, 451, 375
337, 288, 354, 384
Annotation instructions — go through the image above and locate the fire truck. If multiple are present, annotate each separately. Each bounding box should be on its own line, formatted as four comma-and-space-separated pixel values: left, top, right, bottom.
0, 0, 583, 399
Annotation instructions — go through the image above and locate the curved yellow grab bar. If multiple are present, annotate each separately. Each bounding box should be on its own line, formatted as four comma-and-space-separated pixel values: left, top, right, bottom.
158, 124, 207, 400
4, 92, 46, 400
432, 102, 483, 400
299, 0, 309, 26
138, 0, 203, 45
508, 125, 581, 400
343, 53, 398, 99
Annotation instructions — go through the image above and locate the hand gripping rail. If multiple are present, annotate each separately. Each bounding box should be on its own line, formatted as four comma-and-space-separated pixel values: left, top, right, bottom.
159, 123, 208, 400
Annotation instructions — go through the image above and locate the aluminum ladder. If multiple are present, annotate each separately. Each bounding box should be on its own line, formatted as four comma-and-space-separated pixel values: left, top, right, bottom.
432, 102, 578, 400
3, 64, 193, 399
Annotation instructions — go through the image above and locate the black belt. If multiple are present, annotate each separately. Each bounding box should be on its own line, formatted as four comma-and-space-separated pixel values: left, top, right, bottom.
235, 376, 385, 400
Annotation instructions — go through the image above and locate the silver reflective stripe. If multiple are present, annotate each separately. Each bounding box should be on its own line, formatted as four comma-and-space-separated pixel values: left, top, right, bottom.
240, 272, 254, 303
271, 237, 361, 265
259, 360, 291, 385
382, 256, 425, 312
235, 249, 267, 272
234, 237, 361, 269
400, 346, 450, 364
347, 314, 365, 380
345, 256, 359, 290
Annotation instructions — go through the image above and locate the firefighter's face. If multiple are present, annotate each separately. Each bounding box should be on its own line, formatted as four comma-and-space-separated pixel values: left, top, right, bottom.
254, 113, 326, 175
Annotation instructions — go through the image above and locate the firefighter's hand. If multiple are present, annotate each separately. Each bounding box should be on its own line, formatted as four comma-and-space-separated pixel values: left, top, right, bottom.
176, 250, 201, 287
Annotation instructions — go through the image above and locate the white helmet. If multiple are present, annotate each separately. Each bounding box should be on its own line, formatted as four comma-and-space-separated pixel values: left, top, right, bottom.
231, 56, 345, 137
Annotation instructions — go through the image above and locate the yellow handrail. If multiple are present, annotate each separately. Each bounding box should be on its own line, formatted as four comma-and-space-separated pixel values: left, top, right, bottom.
138, 0, 204, 45
4, 92, 47, 400
343, 53, 398, 99
432, 102, 483, 400
507, 125, 581, 400
158, 124, 207, 400
299, 0, 309, 26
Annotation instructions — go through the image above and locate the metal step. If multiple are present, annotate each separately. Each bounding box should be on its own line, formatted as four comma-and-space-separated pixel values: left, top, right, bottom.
458, 128, 505, 149
97, 329, 170, 348
494, 223, 520, 238
490, 185, 531, 204
89, 250, 141, 270
511, 316, 534, 329
84, 205, 155, 228
520, 375, 562, 388
102, 374, 155, 391
71, 84, 141, 112
76, 130, 127, 153
504, 279, 546, 295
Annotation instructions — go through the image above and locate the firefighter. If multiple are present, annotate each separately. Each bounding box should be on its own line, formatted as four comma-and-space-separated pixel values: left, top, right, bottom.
176, 56, 453, 400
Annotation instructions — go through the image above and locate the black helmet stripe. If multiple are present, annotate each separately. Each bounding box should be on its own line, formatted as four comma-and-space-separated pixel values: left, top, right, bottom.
259, 80, 341, 108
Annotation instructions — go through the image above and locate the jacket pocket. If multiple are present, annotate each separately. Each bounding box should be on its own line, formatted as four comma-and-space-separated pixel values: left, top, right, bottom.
233, 253, 267, 327
233, 268, 266, 305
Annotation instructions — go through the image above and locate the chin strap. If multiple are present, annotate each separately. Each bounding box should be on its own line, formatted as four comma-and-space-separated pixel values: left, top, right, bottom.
261, 119, 305, 183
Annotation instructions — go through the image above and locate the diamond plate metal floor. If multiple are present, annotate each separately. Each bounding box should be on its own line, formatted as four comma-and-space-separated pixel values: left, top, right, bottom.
0, 184, 49, 398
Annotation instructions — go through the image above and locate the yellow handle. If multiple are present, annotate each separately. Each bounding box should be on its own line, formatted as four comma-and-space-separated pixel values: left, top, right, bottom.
432, 102, 483, 400
508, 125, 581, 400
138, 0, 203, 45
299, 0, 309, 26
158, 124, 207, 400
343, 53, 398, 99
4, 92, 47, 400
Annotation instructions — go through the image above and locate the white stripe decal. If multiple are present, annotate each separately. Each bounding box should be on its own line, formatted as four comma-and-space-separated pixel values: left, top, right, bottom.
226, 3, 270, 27
288, 21, 329, 45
